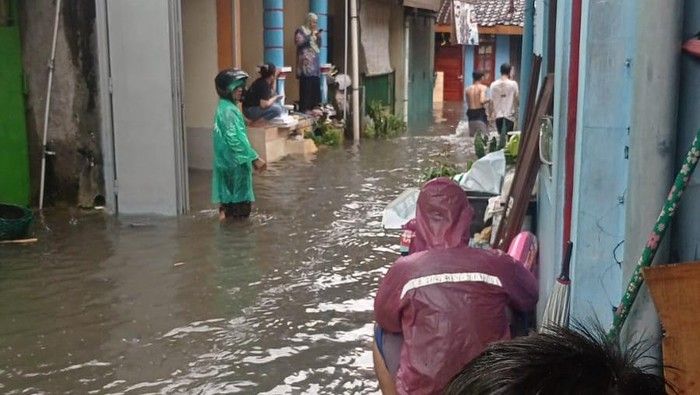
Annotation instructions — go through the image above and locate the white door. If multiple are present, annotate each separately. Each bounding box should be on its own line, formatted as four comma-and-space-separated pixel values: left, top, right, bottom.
106, 0, 188, 215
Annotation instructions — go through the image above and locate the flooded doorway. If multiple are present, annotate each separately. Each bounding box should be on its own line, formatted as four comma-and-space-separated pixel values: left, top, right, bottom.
181, 0, 247, 213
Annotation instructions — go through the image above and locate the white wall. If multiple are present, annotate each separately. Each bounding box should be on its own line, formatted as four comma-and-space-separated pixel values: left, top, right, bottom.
182, 0, 218, 128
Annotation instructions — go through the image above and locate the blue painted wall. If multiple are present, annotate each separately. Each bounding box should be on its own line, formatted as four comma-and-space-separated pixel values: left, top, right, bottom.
462, 45, 474, 118
567, 0, 635, 327
674, 0, 700, 262
263, 0, 285, 95
263, 0, 284, 66
495, 35, 510, 75
464, 45, 474, 90
538, 0, 695, 340
462, 45, 476, 119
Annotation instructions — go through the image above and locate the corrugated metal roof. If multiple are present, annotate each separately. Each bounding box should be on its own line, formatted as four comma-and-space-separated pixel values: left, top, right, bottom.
437, 0, 524, 27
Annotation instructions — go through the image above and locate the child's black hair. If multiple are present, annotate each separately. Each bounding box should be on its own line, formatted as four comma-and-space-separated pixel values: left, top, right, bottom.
445, 324, 671, 395
259, 63, 277, 79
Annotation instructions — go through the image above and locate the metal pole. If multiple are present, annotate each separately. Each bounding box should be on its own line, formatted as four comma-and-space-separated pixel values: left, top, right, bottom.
343, 0, 348, 125
350, 0, 360, 142
403, 17, 409, 123
39, 0, 62, 210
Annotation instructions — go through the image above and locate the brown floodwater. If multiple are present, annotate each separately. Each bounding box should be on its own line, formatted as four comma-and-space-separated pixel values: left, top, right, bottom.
0, 104, 472, 394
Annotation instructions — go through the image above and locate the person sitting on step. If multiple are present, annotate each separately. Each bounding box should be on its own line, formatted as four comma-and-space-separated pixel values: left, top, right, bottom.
242, 63, 286, 126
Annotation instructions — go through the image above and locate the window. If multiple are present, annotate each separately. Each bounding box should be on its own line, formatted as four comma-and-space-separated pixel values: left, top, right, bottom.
473, 35, 496, 84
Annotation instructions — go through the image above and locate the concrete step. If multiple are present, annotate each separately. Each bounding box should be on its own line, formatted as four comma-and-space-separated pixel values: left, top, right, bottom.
248, 126, 289, 142
286, 138, 318, 156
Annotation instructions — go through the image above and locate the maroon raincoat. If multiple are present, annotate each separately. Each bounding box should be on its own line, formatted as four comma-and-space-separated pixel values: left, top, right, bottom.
374, 178, 538, 394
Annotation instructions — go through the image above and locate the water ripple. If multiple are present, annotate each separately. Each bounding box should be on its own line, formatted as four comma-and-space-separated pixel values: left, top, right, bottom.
0, 109, 472, 393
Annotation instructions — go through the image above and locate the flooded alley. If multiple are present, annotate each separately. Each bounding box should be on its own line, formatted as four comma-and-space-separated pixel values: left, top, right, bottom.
0, 106, 473, 394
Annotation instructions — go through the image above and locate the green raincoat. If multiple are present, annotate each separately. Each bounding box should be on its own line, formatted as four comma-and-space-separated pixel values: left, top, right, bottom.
212, 99, 259, 204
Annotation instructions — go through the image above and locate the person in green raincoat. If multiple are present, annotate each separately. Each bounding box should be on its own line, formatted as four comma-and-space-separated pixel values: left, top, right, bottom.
212, 69, 267, 221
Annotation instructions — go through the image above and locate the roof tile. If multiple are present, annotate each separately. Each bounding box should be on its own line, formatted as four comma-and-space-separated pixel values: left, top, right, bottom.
437, 0, 524, 27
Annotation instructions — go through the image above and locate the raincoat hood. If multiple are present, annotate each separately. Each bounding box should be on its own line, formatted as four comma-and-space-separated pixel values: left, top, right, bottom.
413, 177, 473, 252
375, 177, 539, 393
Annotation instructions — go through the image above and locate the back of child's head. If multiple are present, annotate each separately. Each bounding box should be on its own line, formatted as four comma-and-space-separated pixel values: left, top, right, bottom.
445, 325, 669, 395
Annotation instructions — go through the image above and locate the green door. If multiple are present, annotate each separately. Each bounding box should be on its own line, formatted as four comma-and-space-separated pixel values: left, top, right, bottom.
0, 0, 30, 206
407, 13, 434, 127
363, 72, 395, 114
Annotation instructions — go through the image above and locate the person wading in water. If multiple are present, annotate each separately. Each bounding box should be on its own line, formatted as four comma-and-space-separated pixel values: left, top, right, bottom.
211, 69, 267, 221
464, 71, 490, 137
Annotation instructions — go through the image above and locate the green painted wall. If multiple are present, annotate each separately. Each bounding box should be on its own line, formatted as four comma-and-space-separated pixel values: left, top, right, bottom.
407, 13, 433, 127
0, 0, 30, 206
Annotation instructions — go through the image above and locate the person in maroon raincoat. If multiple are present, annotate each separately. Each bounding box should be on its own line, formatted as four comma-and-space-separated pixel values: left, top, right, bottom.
373, 178, 539, 395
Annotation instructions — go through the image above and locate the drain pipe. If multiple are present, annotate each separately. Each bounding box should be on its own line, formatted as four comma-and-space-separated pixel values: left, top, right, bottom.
39, 0, 62, 210
403, 16, 409, 123
350, 0, 360, 141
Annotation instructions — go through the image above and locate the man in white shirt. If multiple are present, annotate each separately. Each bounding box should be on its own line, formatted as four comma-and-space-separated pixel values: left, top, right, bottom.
489, 63, 519, 134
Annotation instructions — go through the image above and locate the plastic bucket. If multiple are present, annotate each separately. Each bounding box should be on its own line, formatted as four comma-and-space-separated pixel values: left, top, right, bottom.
0, 203, 33, 241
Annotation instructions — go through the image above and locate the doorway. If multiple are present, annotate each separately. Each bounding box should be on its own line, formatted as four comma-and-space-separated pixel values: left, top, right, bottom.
0, 0, 30, 206
181, 0, 245, 213
180, 0, 221, 213
435, 44, 464, 102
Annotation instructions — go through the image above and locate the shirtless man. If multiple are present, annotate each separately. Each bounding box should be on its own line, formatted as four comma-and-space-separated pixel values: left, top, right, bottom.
464, 71, 489, 136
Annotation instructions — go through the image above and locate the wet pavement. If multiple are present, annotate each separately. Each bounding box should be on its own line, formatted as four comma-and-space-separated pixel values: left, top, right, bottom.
0, 103, 472, 394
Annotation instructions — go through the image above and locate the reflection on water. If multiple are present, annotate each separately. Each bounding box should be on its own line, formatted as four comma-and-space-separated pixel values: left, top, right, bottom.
0, 105, 471, 393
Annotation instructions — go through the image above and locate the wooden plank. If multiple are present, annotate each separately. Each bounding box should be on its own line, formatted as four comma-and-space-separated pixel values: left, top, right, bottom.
521, 55, 543, 142
0, 238, 37, 245
645, 262, 700, 394
436, 24, 524, 36
496, 70, 547, 241
216, 0, 233, 70
494, 74, 554, 250
478, 25, 524, 36
232, 0, 241, 68
436, 24, 452, 33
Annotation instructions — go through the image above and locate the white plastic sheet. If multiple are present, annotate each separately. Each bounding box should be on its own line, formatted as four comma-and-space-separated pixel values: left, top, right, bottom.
381, 188, 420, 229
453, 150, 506, 195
